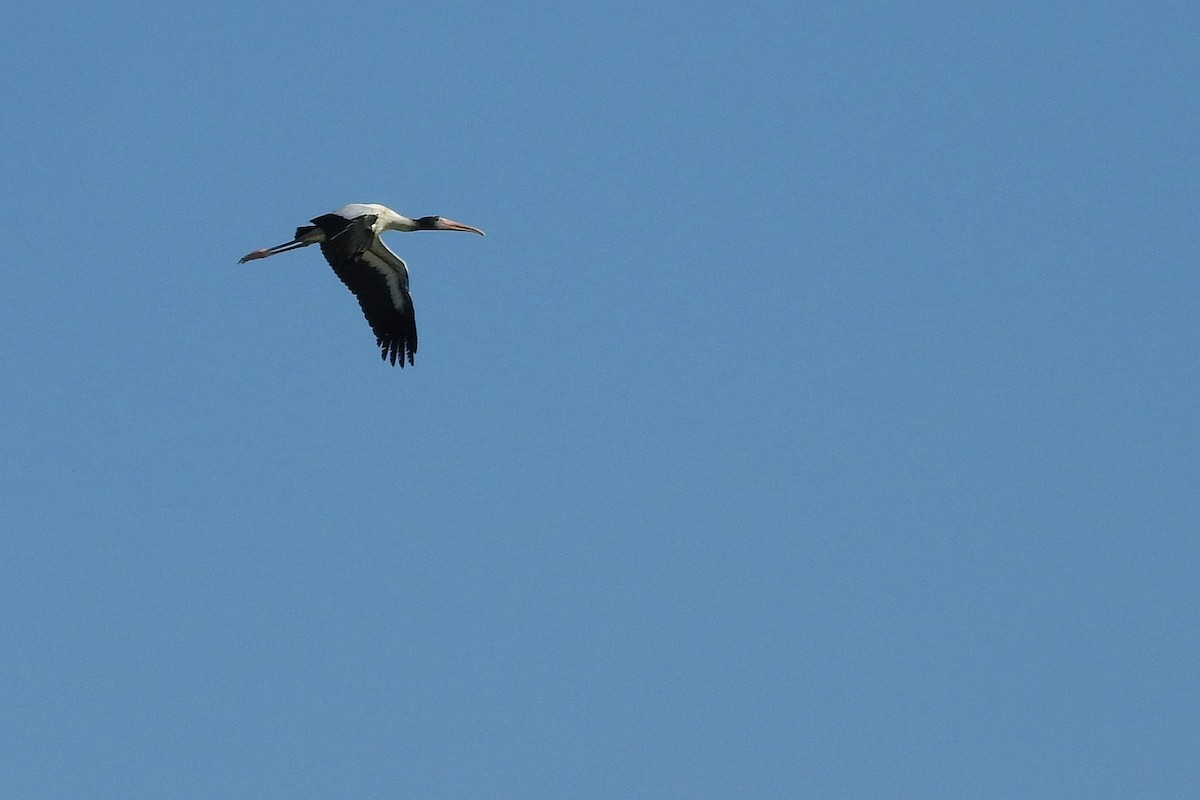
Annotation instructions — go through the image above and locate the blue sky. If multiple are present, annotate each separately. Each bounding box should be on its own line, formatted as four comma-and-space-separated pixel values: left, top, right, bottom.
2, 1, 1197, 797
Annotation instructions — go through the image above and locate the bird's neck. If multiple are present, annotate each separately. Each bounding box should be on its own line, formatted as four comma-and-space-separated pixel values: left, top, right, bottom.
380, 212, 419, 233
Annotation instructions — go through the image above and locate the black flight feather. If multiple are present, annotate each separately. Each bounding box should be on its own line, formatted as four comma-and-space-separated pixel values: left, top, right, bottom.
312, 213, 417, 366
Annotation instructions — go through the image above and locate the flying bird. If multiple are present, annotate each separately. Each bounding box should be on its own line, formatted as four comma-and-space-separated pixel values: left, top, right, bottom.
238, 203, 485, 366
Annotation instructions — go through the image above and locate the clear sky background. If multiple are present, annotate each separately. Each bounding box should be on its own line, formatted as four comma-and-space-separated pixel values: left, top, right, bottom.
2, 2, 1197, 797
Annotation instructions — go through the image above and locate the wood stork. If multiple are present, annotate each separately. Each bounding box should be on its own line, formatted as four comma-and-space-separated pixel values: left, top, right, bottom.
238, 203, 485, 366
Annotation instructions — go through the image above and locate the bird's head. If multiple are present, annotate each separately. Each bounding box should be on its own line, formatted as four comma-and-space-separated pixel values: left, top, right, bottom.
415, 216, 486, 236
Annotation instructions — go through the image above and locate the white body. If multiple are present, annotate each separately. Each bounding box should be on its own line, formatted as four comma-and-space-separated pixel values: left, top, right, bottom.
332, 204, 418, 234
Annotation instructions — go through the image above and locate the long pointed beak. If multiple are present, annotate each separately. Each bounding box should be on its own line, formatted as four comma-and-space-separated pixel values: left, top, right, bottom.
237, 239, 310, 264
434, 218, 486, 236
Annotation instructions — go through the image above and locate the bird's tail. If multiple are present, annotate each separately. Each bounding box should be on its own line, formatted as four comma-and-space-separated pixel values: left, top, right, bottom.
293, 224, 325, 243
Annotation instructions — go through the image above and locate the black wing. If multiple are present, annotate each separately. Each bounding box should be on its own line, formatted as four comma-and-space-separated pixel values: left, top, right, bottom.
312, 213, 418, 367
